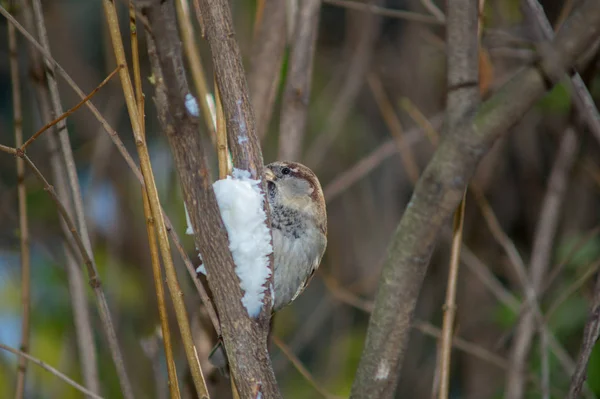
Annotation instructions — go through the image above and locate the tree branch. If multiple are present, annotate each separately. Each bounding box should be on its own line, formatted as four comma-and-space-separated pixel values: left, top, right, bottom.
141, 1, 280, 397
349, 1, 600, 397
505, 128, 579, 399
278, 0, 321, 160
248, 0, 287, 139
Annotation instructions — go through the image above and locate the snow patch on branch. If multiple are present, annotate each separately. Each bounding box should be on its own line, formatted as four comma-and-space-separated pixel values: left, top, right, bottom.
213, 168, 273, 317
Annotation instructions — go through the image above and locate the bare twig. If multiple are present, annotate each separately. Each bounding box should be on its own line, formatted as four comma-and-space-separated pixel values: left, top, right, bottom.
505, 128, 578, 399
350, 1, 600, 396
367, 73, 420, 185
323, 0, 443, 25
129, 3, 181, 396
0, 344, 104, 399
175, 0, 216, 142
567, 275, 600, 399
323, 114, 442, 202
438, 194, 467, 399
278, 0, 321, 160
215, 78, 229, 179
8, 17, 31, 399
272, 336, 343, 399
419, 0, 445, 22
1, 0, 219, 337
102, 1, 210, 396
20, 66, 121, 151
546, 258, 600, 320
522, 0, 600, 146
27, 0, 124, 399
247, 0, 287, 139
306, 1, 383, 167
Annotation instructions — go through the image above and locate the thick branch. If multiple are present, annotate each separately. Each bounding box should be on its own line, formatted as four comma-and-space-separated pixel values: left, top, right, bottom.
349, 1, 600, 398
141, 1, 280, 398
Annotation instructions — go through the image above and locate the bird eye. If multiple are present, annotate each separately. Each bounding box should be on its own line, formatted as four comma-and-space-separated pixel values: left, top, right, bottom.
281, 167, 291, 175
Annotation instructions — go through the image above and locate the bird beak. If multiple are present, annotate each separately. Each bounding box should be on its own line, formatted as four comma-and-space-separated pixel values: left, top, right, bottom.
264, 168, 276, 182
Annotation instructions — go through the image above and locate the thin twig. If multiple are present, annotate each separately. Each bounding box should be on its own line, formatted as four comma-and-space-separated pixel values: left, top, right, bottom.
20, 66, 121, 151
24, 41, 102, 399
566, 274, 600, 399
247, 0, 287, 139
545, 258, 600, 321
272, 336, 343, 399
367, 73, 420, 185
322, 0, 443, 25
0, 344, 104, 399
130, 2, 181, 396
419, 0, 445, 22
29, 0, 123, 395
142, 192, 182, 398
102, 1, 210, 397
522, 0, 600, 146
9, 17, 31, 399
505, 129, 578, 399
1, 0, 220, 338
215, 77, 229, 179
175, 0, 216, 142
278, 0, 321, 160
306, 0, 383, 167
437, 193, 466, 399
323, 116, 441, 202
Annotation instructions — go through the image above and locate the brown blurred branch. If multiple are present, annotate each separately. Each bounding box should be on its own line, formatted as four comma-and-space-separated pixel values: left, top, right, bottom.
505, 128, 578, 399
0, 344, 104, 399
323, 0, 443, 25
20, 66, 121, 151
567, 274, 600, 399
522, 0, 600, 146
248, 0, 287, 139
306, 1, 383, 167
8, 16, 30, 399
130, 3, 181, 396
102, 0, 210, 396
349, 1, 600, 397
367, 74, 420, 185
278, 0, 321, 160
437, 1, 480, 397
175, 0, 216, 142
272, 336, 343, 399
4, 5, 220, 337
323, 114, 442, 202
142, 0, 280, 397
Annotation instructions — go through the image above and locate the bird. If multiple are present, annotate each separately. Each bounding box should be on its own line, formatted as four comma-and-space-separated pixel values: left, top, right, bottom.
208, 161, 327, 372
265, 161, 328, 312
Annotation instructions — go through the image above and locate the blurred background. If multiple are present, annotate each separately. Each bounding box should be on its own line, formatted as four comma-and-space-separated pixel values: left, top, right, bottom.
1, 0, 600, 398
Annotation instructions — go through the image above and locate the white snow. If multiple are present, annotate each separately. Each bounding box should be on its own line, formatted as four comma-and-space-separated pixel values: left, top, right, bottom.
185, 93, 200, 117
184, 203, 195, 235
212, 168, 273, 317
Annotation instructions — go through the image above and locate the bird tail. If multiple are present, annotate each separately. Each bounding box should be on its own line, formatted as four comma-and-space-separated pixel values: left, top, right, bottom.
208, 338, 229, 377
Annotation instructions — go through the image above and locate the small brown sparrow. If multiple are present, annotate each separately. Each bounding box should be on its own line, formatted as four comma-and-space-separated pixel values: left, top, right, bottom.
265, 161, 327, 311
208, 161, 327, 371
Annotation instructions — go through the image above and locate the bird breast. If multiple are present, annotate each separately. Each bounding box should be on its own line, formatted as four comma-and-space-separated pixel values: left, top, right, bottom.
271, 221, 326, 311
